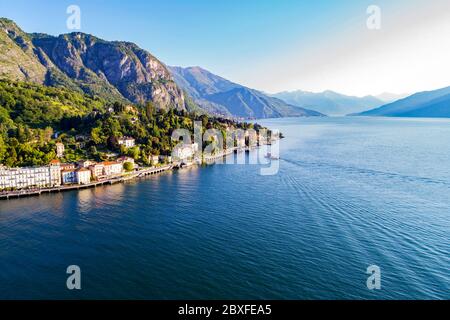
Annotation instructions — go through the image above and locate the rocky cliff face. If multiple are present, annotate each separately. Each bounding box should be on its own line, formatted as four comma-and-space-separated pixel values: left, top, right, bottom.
0, 19, 47, 83
0, 18, 185, 109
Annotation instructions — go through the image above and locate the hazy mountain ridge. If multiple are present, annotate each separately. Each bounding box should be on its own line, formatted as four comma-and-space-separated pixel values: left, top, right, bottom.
169, 66, 324, 118
272, 90, 385, 116
355, 86, 450, 117
375, 92, 410, 103
0, 18, 185, 109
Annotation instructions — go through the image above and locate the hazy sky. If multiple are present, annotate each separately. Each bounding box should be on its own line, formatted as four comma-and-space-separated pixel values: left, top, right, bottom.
1, 0, 449, 96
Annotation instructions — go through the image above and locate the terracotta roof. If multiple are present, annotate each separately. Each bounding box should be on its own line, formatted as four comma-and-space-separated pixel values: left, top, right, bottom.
76, 168, 90, 172
101, 161, 121, 166
50, 159, 60, 164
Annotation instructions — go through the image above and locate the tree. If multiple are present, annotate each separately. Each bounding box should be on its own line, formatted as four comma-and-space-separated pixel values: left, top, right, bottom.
0, 79, 267, 168
145, 101, 155, 120
126, 147, 140, 160
123, 162, 134, 172
90, 127, 104, 145
0, 135, 6, 162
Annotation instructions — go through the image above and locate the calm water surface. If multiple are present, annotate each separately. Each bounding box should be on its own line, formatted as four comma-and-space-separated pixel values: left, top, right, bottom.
0, 117, 449, 299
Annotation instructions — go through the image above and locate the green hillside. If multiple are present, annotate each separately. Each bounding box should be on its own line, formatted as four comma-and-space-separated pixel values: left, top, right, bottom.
0, 80, 261, 167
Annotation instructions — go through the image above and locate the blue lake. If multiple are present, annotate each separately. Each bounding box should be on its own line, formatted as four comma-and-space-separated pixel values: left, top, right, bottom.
0, 117, 449, 299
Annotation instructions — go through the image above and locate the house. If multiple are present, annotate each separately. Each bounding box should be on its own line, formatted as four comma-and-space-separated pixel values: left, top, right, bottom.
117, 156, 135, 165
61, 169, 77, 185
105, 152, 119, 159
89, 163, 105, 179
101, 161, 123, 176
149, 155, 159, 165
56, 142, 65, 158
117, 156, 136, 170
60, 163, 76, 171
49, 159, 61, 165
76, 168, 91, 185
118, 137, 135, 148
78, 160, 96, 168
75, 134, 88, 142
173, 143, 199, 161
49, 160, 62, 186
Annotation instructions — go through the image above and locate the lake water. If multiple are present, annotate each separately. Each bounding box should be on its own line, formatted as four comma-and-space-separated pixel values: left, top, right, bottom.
0, 117, 449, 299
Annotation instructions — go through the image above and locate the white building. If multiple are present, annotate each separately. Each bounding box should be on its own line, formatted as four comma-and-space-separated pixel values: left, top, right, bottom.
118, 137, 135, 148
117, 156, 135, 165
173, 143, 199, 161
89, 163, 105, 179
76, 168, 91, 184
0, 163, 61, 190
56, 143, 65, 158
62, 167, 92, 185
78, 160, 96, 168
149, 155, 159, 165
102, 161, 123, 176
49, 160, 62, 186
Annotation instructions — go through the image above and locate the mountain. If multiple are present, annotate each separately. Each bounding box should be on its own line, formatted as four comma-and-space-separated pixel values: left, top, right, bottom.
271, 90, 385, 116
0, 18, 48, 84
0, 18, 185, 109
169, 66, 324, 119
375, 92, 410, 103
355, 86, 450, 117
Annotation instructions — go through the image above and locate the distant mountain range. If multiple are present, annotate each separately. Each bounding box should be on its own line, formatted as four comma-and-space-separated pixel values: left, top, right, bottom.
271, 90, 386, 116
0, 17, 324, 119
355, 86, 450, 117
2, 17, 448, 119
375, 92, 410, 103
169, 66, 324, 118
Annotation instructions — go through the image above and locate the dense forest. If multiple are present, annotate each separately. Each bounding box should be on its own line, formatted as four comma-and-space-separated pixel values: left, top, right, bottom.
0, 80, 262, 167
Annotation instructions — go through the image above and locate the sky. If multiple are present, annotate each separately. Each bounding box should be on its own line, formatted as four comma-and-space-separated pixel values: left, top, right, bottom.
1, 0, 449, 96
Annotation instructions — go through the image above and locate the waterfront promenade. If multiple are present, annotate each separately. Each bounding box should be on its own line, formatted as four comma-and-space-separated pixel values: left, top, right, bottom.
0, 165, 172, 200
0, 146, 264, 200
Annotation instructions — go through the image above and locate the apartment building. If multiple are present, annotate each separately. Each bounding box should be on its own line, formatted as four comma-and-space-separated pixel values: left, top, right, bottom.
0, 163, 61, 190
118, 137, 135, 148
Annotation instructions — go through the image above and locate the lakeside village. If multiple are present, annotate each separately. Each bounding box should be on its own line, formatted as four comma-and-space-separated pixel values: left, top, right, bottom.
0, 137, 197, 198
0, 80, 280, 200
0, 132, 278, 199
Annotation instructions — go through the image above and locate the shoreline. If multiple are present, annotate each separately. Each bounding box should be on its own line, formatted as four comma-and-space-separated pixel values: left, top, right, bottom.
0, 165, 173, 200
0, 145, 271, 201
